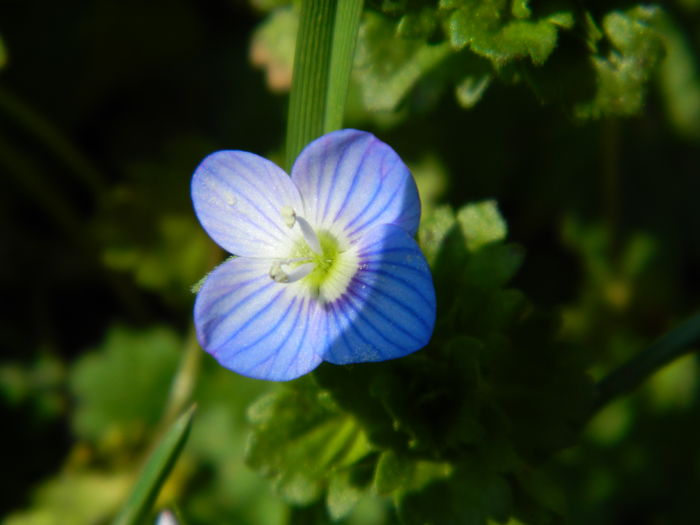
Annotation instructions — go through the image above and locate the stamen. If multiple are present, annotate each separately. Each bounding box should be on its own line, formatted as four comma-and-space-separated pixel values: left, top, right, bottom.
296, 215, 322, 255
281, 206, 296, 228
269, 261, 315, 284
280, 205, 322, 254
269, 262, 288, 283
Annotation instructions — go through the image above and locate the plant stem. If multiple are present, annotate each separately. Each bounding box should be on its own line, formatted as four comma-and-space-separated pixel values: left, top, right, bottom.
592, 312, 700, 412
285, 0, 364, 170
162, 327, 201, 426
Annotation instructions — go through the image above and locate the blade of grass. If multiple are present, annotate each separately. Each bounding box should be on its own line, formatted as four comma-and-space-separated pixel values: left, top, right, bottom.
111, 404, 197, 525
325, 0, 364, 132
592, 312, 700, 413
284, 0, 364, 170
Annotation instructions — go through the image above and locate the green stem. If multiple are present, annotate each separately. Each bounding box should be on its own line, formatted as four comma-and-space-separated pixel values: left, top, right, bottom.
592, 312, 700, 412
162, 327, 201, 426
285, 0, 364, 170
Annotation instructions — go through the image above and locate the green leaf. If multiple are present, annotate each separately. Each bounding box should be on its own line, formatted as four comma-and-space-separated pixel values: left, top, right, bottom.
444, 0, 570, 66
70, 326, 181, 442
575, 6, 665, 119
373, 450, 415, 495
465, 243, 525, 290
397, 8, 438, 39
111, 404, 196, 525
428, 201, 522, 307
374, 450, 455, 498
456, 200, 508, 251
655, 10, 700, 140
246, 379, 374, 506
314, 335, 489, 458
646, 352, 699, 412
455, 74, 492, 108
511, 0, 530, 19
353, 12, 450, 112
397, 465, 512, 525
326, 467, 366, 520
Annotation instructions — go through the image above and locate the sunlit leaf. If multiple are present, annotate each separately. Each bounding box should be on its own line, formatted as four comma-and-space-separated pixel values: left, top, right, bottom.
354, 12, 450, 112
246, 379, 374, 506
575, 6, 665, 118
443, 0, 571, 66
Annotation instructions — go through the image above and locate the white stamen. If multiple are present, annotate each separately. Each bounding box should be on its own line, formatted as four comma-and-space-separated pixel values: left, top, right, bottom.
269, 261, 288, 283
296, 215, 322, 255
284, 262, 315, 283
269, 260, 315, 284
280, 206, 322, 254
281, 206, 296, 228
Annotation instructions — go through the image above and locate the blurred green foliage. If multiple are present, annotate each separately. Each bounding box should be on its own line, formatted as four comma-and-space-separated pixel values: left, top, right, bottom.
574, 7, 665, 119
70, 326, 181, 442
2, 0, 700, 524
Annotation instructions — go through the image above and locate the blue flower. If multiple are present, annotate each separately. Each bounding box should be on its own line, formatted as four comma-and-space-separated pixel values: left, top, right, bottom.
191, 129, 436, 381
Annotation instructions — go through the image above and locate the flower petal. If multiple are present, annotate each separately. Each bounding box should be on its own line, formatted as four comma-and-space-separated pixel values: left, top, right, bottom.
194, 256, 323, 381
291, 129, 421, 240
192, 151, 304, 257
321, 224, 436, 365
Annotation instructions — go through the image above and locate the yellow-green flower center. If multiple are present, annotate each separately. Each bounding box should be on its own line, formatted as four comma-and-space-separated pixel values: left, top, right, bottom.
294, 230, 341, 290
269, 207, 359, 302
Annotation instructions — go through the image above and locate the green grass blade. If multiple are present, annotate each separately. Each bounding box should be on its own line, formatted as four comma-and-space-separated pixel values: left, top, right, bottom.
325, 0, 364, 133
111, 404, 197, 525
284, 0, 364, 170
592, 312, 700, 412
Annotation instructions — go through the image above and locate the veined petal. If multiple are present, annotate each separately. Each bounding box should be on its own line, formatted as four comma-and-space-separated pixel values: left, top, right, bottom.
290, 130, 421, 240
194, 257, 323, 381
321, 224, 436, 365
192, 151, 304, 257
